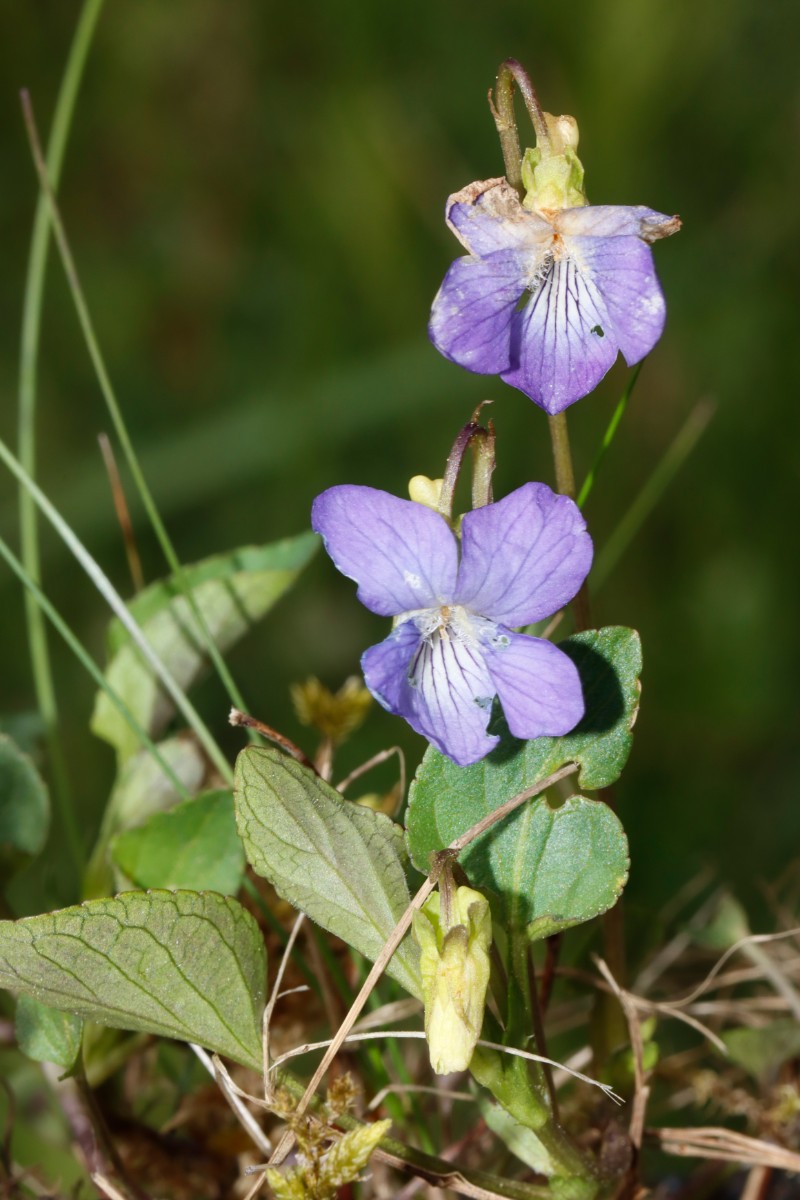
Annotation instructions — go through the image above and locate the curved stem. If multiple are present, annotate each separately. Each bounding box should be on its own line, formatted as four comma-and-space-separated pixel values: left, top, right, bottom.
492, 59, 550, 194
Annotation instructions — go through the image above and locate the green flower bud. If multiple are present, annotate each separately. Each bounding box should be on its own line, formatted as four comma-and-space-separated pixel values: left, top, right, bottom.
521, 112, 587, 214
412, 884, 492, 1074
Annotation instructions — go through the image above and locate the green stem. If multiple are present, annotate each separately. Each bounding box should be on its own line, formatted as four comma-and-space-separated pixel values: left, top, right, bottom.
593, 400, 715, 589
16, 0, 105, 877
0, 535, 188, 802
19, 92, 258, 745
0, 436, 232, 784
577, 365, 642, 509
492, 60, 550, 194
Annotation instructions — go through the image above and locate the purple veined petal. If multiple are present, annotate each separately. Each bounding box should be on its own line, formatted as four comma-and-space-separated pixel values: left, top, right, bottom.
568, 234, 666, 365
429, 249, 531, 376
455, 483, 592, 627
556, 204, 681, 242
445, 177, 552, 256
481, 628, 585, 740
501, 256, 619, 413
312, 486, 458, 617
362, 620, 499, 767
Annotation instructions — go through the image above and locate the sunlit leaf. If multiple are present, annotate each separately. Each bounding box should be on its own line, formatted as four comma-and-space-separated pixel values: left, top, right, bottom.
234, 747, 421, 996
91, 533, 318, 762
112, 790, 244, 895
0, 890, 266, 1068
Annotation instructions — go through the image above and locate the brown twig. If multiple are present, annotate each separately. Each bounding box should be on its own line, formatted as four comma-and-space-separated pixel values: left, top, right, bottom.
229, 707, 317, 773
98, 432, 144, 593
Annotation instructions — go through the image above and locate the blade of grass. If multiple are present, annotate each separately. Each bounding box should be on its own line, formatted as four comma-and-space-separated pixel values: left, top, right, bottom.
0, 435, 232, 784
577, 364, 642, 509
17, 0, 106, 876
0, 533, 189, 803
19, 91, 257, 744
593, 400, 715, 589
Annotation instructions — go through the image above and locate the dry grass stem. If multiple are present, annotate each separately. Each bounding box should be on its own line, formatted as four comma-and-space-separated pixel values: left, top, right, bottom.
648, 1126, 800, 1173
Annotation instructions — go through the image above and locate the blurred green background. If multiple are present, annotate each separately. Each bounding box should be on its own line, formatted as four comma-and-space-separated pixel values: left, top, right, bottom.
1, 0, 798, 929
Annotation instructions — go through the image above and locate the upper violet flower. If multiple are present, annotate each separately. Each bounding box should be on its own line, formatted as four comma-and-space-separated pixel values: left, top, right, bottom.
311, 481, 592, 766
429, 113, 681, 415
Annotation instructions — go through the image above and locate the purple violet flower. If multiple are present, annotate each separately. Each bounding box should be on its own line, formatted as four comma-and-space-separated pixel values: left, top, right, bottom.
429, 177, 681, 415
311, 482, 592, 766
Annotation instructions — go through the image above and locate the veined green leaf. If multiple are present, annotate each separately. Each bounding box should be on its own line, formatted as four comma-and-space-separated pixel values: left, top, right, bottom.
91, 533, 318, 762
0, 890, 266, 1068
235, 747, 421, 996
112, 790, 244, 895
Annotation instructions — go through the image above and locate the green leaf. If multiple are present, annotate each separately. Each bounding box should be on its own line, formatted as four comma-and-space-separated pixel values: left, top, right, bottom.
722, 1020, 800, 1081
91, 533, 318, 762
15, 995, 83, 1071
479, 1096, 556, 1176
234, 747, 421, 996
111, 790, 245, 895
84, 734, 207, 899
406, 628, 637, 934
0, 890, 266, 1069
0, 734, 49, 878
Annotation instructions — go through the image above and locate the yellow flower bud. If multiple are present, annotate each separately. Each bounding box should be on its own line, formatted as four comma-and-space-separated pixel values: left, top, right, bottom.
521, 113, 587, 214
408, 475, 445, 511
412, 885, 492, 1074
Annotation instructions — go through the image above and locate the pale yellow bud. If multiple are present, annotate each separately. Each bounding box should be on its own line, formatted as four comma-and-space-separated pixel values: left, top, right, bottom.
521, 113, 587, 214
408, 475, 444, 511
412, 885, 492, 1075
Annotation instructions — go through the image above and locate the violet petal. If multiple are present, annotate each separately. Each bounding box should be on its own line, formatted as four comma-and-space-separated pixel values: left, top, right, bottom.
501, 257, 618, 414
481, 629, 585, 740
556, 204, 678, 240
455, 483, 592, 627
429, 250, 529, 376
568, 234, 666, 365
362, 621, 499, 767
311, 485, 458, 617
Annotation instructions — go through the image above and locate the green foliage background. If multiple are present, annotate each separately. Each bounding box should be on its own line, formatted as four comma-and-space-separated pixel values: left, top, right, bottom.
1, 1, 798, 928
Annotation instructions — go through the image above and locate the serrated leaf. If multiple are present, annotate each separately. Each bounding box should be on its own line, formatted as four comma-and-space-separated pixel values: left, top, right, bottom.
91, 533, 318, 762
234, 747, 421, 996
111, 790, 244, 895
15, 995, 83, 1071
0, 734, 49, 879
406, 629, 636, 934
0, 890, 266, 1068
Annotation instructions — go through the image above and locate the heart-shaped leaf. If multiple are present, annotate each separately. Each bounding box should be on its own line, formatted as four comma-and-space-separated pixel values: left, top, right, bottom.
235, 747, 421, 996
406, 628, 638, 934
0, 890, 266, 1068
91, 533, 318, 762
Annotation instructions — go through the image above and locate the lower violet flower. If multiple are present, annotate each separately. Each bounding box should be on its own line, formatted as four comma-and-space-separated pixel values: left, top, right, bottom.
311, 481, 592, 766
